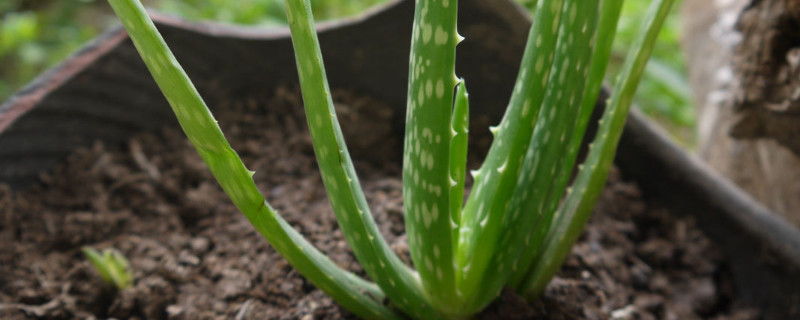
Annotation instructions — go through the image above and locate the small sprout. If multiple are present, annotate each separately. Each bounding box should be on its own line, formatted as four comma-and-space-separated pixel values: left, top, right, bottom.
82, 247, 134, 290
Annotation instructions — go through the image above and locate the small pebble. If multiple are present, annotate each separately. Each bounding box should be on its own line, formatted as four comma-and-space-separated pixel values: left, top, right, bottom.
190, 237, 211, 253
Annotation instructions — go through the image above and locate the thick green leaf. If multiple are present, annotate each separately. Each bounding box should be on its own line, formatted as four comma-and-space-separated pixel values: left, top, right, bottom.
454, 0, 563, 310
508, 0, 625, 290
403, 0, 462, 314
521, 0, 676, 299
449, 79, 469, 250
465, 0, 600, 310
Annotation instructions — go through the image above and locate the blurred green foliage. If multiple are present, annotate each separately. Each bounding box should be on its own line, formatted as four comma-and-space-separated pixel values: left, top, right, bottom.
613, 0, 694, 143
153, 0, 386, 26
0, 0, 694, 142
0, 0, 101, 101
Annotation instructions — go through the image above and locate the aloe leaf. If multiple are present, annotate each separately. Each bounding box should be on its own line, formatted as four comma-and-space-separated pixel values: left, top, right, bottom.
449, 79, 469, 250
284, 0, 444, 318
465, 0, 600, 310
521, 0, 676, 298
454, 0, 563, 309
403, 0, 462, 313
107, 1, 404, 318
508, 0, 624, 290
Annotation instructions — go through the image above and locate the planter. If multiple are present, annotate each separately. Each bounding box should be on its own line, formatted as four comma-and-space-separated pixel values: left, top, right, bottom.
1, 0, 798, 318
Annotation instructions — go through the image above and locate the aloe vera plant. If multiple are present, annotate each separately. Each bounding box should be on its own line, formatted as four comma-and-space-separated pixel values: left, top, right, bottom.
106, 0, 675, 318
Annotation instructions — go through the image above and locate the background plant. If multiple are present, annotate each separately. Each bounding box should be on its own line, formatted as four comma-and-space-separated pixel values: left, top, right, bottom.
0, 0, 692, 146
0, 0, 101, 103
105, 0, 674, 318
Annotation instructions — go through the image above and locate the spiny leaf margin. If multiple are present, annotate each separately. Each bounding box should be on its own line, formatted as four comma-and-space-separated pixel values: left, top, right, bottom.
521, 0, 677, 299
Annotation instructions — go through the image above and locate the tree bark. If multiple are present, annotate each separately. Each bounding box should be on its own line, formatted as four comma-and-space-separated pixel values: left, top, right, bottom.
682, 0, 800, 224
732, 0, 800, 155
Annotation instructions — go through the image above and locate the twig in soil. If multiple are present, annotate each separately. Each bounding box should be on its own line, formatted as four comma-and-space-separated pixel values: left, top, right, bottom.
129, 139, 161, 181
234, 299, 254, 320
610, 305, 636, 320
0, 299, 63, 318
0, 283, 76, 318
107, 173, 150, 193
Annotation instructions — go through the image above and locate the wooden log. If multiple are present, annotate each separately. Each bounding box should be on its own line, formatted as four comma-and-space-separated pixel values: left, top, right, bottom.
682, 0, 800, 223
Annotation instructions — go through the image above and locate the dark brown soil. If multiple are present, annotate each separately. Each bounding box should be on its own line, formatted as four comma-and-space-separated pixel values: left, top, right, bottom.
0, 88, 758, 319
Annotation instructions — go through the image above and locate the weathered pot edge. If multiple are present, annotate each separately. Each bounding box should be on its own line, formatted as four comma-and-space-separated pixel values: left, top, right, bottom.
0, 27, 127, 133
